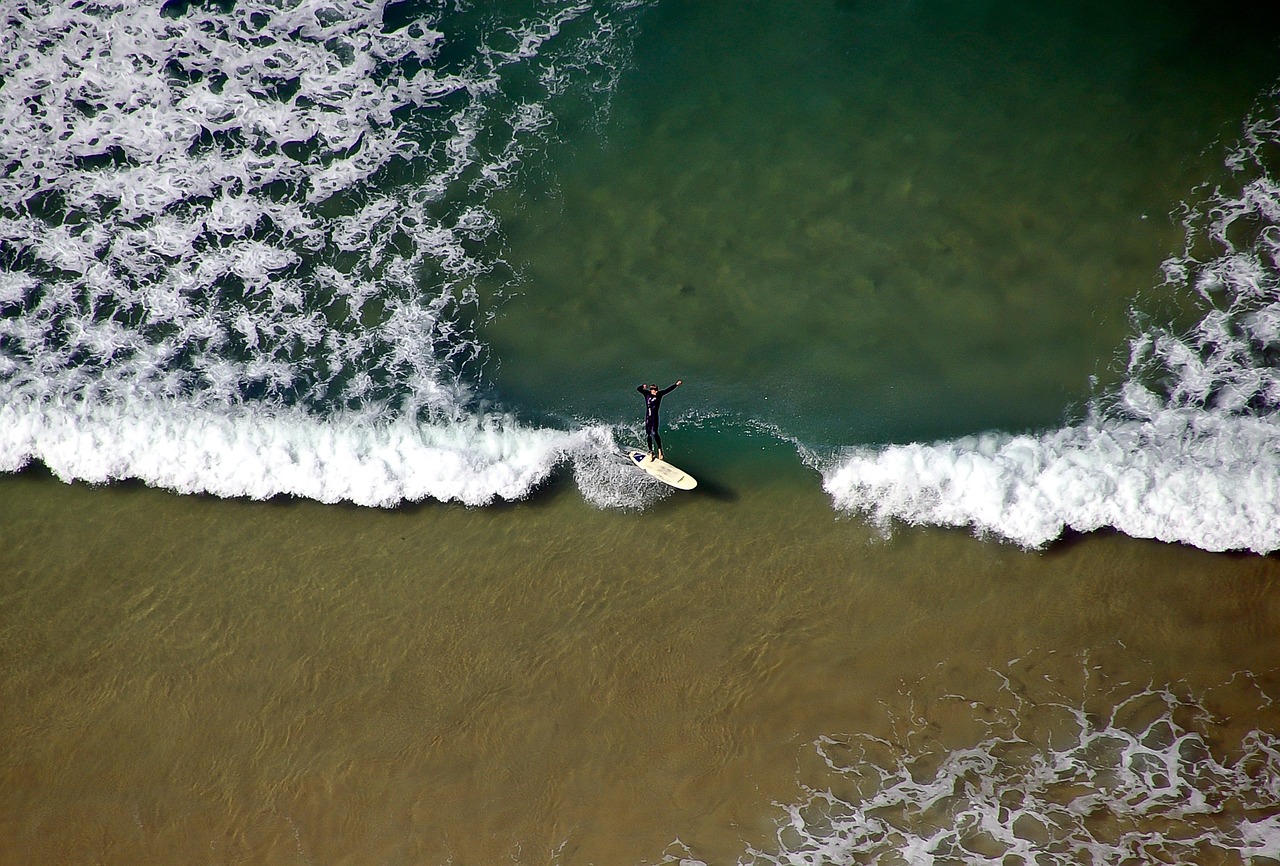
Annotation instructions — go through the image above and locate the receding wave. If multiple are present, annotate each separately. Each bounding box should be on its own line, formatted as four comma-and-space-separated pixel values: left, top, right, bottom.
822, 86, 1280, 554
671, 660, 1280, 866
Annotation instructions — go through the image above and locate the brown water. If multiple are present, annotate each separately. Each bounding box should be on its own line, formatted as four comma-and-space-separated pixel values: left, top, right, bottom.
2, 467, 1277, 865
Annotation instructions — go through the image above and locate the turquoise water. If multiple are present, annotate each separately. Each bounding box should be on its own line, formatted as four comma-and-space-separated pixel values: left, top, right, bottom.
479, 0, 1277, 446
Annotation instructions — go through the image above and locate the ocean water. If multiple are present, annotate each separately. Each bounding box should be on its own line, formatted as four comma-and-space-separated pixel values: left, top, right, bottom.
2, 0, 1280, 864
3, 0, 1280, 550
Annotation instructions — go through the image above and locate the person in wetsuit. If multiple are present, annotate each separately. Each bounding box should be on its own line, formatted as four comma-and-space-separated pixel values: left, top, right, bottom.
637, 380, 682, 459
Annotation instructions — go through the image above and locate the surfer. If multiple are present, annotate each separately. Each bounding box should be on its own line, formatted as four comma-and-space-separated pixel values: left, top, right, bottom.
637, 380, 682, 459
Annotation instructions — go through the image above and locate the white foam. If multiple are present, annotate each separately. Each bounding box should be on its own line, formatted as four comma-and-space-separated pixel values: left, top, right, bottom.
825, 87, 1280, 553
1, 0, 503, 412
822, 405, 1280, 553
572, 436, 672, 510
0, 0, 651, 506
0, 396, 622, 508
666, 669, 1280, 866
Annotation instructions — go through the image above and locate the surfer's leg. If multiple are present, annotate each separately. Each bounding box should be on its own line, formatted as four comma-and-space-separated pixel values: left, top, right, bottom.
653, 431, 663, 459
645, 420, 659, 457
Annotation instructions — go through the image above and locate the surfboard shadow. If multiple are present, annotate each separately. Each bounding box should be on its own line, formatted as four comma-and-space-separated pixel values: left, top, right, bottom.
690, 475, 738, 503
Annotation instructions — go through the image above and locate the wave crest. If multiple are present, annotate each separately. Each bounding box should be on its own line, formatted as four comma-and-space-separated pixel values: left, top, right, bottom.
825, 86, 1280, 553
0, 396, 627, 507
0, 0, 649, 504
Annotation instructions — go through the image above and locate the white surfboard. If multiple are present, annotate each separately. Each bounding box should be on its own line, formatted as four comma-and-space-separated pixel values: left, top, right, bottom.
625, 449, 697, 490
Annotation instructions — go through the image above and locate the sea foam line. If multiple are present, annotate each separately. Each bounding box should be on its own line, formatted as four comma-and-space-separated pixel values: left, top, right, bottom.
665, 662, 1280, 866
822, 400, 1280, 553
0, 397, 620, 507
759, 690, 1280, 865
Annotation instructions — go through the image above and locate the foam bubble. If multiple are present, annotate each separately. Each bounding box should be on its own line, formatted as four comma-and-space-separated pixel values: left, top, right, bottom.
668, 664, 1280, 866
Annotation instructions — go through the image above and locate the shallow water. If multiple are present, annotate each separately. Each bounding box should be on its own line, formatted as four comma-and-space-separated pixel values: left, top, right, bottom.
2, 469, 1277, 865
3, 1, 1280, 862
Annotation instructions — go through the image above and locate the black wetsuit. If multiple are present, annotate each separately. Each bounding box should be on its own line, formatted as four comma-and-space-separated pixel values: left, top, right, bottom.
638, 382, 680, 456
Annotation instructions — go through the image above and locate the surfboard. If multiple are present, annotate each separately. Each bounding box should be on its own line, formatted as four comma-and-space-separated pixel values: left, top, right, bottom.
625, 449, 698, 490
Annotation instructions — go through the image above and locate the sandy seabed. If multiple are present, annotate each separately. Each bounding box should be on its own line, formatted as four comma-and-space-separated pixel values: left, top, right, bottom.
1, 463, 1276, 865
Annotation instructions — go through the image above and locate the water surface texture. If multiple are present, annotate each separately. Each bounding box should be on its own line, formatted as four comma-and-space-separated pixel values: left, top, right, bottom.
2, 1, 1280, 864
2, 0, 1280, 548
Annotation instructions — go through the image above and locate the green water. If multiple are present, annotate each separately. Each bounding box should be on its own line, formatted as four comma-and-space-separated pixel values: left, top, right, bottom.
479, 0, 1279, 446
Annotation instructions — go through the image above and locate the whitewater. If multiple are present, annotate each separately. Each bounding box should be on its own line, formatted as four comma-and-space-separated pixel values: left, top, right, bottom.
823, 88, 1280, 554
676, 662, 1280, 866
4, 0, 1280, 552
0, 0, 647, 506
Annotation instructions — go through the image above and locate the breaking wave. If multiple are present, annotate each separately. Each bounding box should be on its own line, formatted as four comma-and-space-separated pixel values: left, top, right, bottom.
0, 0, 646, 505
823, 86, 1280, 554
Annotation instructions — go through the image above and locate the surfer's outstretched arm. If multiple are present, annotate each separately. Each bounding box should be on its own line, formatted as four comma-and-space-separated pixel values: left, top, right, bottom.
658, 379, 683, 396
